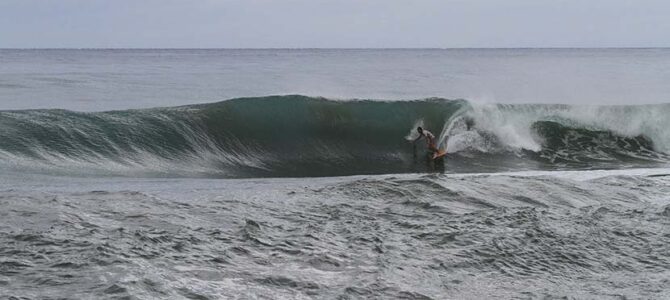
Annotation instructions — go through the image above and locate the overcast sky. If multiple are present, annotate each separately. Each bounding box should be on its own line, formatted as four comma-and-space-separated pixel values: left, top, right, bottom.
1, 0, 669, 48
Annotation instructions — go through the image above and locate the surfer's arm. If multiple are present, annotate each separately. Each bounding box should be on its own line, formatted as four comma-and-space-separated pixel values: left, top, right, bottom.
412, 135, 422, 144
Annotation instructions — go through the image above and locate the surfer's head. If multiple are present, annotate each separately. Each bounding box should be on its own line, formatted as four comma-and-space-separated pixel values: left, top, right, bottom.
417, 127, 423, 135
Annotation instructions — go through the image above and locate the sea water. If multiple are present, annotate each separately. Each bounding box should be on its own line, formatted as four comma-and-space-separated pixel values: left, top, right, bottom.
1, 49, 670, 299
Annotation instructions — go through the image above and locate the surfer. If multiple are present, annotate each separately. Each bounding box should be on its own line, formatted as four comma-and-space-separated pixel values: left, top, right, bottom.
413, 127, 439, 154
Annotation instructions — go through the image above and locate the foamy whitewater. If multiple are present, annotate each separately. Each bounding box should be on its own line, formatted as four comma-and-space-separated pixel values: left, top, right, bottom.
1, 49, 670, 299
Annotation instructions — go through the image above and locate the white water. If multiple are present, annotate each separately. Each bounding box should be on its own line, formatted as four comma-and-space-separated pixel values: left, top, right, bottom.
448, 102, 670, 153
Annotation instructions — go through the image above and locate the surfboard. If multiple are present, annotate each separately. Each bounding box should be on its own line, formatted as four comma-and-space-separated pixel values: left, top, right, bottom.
432, 149, 447, 160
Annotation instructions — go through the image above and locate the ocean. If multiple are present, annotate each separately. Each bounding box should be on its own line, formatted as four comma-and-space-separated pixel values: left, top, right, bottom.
1, 49, 670, 299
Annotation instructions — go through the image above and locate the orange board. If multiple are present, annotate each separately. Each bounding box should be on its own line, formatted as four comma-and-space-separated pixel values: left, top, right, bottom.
432, 149, 447, 160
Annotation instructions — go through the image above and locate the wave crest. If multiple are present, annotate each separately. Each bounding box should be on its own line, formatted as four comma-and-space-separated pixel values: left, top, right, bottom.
0, 95, 667, 177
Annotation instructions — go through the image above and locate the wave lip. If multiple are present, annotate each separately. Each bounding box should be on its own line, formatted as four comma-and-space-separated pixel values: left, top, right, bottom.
0, 95, 668, 178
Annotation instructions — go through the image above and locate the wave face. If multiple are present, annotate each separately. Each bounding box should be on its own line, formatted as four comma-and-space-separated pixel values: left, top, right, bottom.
0, 95, 668, 178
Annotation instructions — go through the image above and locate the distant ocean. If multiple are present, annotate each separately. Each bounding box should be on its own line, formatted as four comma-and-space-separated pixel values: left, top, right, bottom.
1, 49, 670, 299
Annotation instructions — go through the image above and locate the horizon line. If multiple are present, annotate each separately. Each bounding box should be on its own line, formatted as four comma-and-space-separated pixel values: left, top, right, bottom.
1, 46, 669, 51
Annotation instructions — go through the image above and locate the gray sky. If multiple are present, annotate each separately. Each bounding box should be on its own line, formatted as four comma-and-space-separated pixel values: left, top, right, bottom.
1, 0, 669, 48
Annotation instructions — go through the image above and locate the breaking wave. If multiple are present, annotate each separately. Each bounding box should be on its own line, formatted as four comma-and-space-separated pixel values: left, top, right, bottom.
0, 95, 668, 177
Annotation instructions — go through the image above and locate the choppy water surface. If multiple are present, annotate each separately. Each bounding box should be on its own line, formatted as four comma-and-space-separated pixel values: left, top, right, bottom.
2, 49, 670, 299
2, 170, 670, 299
